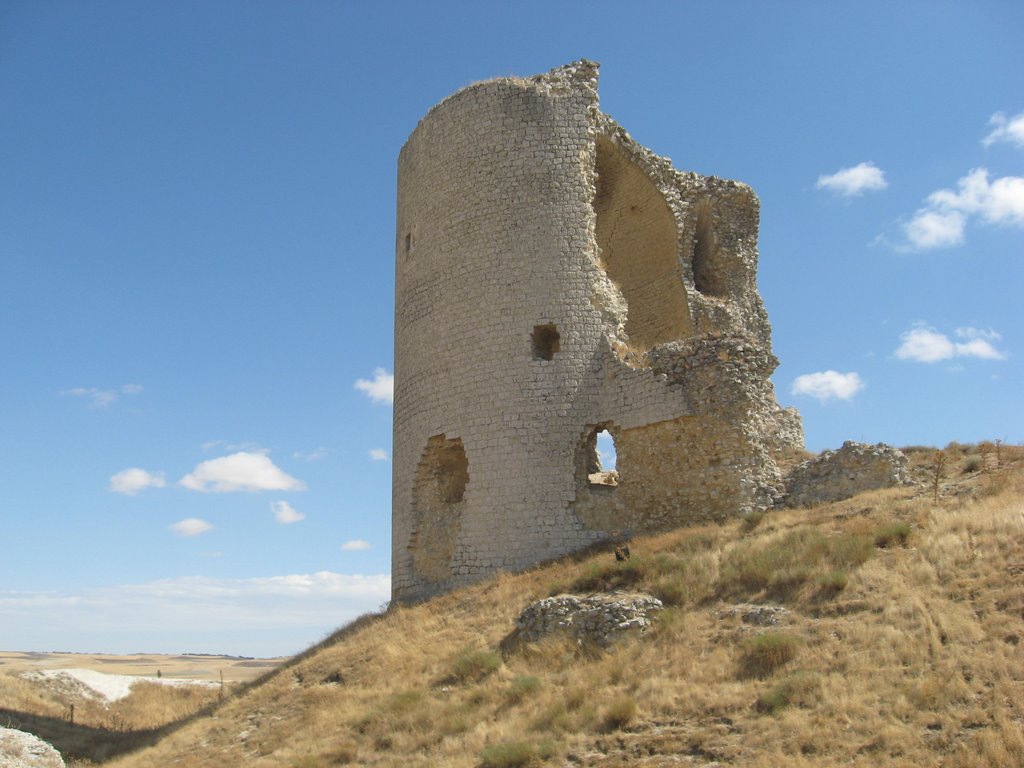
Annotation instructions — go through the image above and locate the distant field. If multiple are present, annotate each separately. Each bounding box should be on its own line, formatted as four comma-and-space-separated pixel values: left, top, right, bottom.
0, 650, 282, 683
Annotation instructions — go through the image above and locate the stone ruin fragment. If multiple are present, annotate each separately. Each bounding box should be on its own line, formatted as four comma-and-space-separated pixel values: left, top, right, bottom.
392, 60, 803, 602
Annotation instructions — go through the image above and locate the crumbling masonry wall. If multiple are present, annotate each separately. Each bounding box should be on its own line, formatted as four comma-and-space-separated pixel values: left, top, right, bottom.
393, 61, 803, 602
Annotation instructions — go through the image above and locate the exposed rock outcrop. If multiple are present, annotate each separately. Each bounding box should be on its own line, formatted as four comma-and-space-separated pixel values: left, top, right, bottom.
514, 592, 663, 646
0, 728, 64, 768
782, 441, 911, 507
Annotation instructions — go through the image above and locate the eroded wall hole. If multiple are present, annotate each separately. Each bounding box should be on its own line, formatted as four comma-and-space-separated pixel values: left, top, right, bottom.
692, 198, 726, 296
531, 323, 561, 360
593, 135, 693, 353
409, 435, 468, 583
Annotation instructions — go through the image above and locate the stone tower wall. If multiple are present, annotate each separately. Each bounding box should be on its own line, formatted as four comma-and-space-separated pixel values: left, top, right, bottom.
393, 61, 802, 602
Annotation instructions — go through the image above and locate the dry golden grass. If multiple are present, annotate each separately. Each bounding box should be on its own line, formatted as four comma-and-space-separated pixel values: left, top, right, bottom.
11, 443, 1024, 767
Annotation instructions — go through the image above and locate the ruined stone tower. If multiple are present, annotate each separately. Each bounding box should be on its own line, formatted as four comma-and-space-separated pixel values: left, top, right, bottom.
393, 61, 802, 603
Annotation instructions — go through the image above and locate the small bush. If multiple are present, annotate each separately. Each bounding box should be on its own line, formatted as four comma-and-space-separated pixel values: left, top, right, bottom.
756, 671, 820, 715
529, 701, 569, 733
816, 570, 849, 598
720, 529, 872, 600
829, 534, 875, 567
506, 675, 541, 704
963, 454, 984, 474
568, 559, 646, 593
740, 632, 799, 678
444, 646, 502, 684
480, 741, 536, 768
599, 694, 637, 732
874, 522, 912, 548
740, 508, 766, 533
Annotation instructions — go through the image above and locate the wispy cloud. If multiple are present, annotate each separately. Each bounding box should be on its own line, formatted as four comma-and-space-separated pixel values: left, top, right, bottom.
895, 325, 1007, 363
982, 111, 1024, 148
790, 371, 864, 402
341, 539, 372, 551
201, 440, 262, 454
179, 452, 306, 493
271, 500, 305, 524
368, 448, 388, 462
0, 572, 391, 657
109, 468, 166, 495
62, 384, 143, 409
816, 162, 888, 197
354, 368, 394, 405
169, 518, 213, 537
293, 448, 328, 462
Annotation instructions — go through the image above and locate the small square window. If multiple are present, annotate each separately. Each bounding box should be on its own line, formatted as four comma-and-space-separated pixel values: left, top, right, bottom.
531, 324, 560, 360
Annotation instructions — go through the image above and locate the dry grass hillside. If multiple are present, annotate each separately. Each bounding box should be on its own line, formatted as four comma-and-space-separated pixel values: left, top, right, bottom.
17, 444, 1024, 767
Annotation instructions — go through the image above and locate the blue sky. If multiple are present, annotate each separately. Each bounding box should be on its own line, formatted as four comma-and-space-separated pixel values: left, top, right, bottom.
1, 2, 1021, 657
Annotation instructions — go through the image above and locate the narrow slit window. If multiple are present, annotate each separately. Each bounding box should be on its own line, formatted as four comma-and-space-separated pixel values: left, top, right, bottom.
404, 232, 412, 257
531, 323, 561, 360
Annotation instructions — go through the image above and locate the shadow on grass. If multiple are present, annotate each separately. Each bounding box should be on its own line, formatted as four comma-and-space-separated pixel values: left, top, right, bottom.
4, 610, 390, 764
0, 707, 164, 763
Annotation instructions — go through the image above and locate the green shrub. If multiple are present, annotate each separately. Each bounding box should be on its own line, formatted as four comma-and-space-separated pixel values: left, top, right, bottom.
506, 675, 541, 704
568, 558, 646, 593
739, 632, 799, 678
599, 695, 637, 732
480, 741, 537, 768
874, 522, 912, 549
719, 529, 872, 599
756, 671, 820, 714
444, 646, 502, 684
828, 534, 875, 567
529, 701, 569, 733
815, 570, 849, 598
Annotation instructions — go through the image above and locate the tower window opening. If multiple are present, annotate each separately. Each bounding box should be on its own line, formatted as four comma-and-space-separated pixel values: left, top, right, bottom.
579, 425, 619, 487
531, 323, 561, 360
404, 232, 412, 257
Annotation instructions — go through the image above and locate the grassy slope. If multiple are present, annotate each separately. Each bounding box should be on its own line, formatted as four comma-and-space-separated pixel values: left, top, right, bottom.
84, 448, 1024, 766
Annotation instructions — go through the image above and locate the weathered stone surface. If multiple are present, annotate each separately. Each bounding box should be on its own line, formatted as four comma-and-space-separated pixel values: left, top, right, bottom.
392, 60, 803, 602
515, 592, 664, 646
0, 728, 64, 768
782, 441, 911, 508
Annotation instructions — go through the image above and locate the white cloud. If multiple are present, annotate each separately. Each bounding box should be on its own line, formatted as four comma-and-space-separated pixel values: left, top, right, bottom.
341, 539, 372, 551
901, 168, 1024, 250
368, 448, 388, 461
120, 384, 144, 395
354, 368, 394, 404
895, 325, 1006, 363
271, 500, 305, 524
903, 209, 966, 250
0, 571, 391, 657
109, 468, 166, 495
179, 452, 306, 493
927, 168, 1024, 226
816, 162, 888, 196
982, 111, 1024, 148
169, 518, 213, 537
790, 371, 864, 402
